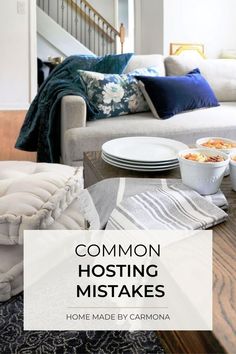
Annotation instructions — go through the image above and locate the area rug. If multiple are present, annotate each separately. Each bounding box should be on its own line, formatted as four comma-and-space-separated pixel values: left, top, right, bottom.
0, 294, 165, 354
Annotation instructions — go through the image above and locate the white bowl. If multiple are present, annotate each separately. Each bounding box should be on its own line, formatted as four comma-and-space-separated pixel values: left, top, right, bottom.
196, 137, 236, 154
178, 149, 229, 195
229, 152, 236, 192
196, 137, 236, 177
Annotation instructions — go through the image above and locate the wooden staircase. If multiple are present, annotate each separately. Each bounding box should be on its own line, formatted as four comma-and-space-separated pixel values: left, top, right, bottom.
37, 0, 125, 56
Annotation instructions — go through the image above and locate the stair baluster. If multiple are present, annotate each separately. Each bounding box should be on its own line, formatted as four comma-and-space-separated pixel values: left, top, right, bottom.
75, 0, 78, 40
106, 25, 109, 55
80, 0, 82, 46
85, 3, 87, 47
70, 0, 73, 37
88, 8, 91, 50
93, 12, 96, 54
66, 0, 68, 32
61, 0, 65, 29
57, 0, 59, 24
102, 22, 105, 56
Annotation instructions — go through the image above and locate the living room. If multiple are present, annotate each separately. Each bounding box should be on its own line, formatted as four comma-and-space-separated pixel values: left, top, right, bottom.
0, 1, 236, 353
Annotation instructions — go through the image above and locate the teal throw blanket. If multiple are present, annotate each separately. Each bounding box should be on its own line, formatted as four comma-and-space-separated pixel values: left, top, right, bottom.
15, 53, 133, 163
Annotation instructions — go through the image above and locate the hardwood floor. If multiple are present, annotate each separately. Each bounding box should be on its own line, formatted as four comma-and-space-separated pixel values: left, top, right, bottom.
0, 111, 36, 161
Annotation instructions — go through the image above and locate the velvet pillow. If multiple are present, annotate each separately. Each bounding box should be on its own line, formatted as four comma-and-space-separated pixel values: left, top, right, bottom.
70, 53, 133, 74
93, 53, 134, 73
79, 67, 159, 119
137, 68, 220, 119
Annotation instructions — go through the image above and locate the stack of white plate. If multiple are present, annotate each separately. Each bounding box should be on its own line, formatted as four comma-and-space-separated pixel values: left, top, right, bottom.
102, 137, 189, 172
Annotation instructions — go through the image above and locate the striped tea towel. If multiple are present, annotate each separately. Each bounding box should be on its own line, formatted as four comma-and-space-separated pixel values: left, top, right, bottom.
79, 178, 228, 230
106, 184, 228, 230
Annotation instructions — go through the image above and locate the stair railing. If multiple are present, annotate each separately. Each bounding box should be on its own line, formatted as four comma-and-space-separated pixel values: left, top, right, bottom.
37, 0, 125, 56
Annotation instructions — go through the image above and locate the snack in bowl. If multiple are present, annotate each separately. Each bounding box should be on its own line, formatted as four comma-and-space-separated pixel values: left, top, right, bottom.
183, 152, 224, 163
231, 155, 236, 162
201, 139, 236, 150
179, 149, 229, 195
229, 153, 236, 192
196, 138, 236, 177
196, 137, 236, 153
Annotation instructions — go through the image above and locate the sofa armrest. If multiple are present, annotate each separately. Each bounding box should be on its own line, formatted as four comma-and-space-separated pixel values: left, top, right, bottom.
61, 95, 87, 165
61, 95, 87, 130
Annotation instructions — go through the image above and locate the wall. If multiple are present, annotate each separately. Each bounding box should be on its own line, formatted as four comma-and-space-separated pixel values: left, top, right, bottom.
163, 0, 236, 58
37, 34, 64, 61
134, 0, 236, 58
0, 0, 37, 110
119, 0, 129, 34
134, 0, 164, 55
88, 0, 117, 26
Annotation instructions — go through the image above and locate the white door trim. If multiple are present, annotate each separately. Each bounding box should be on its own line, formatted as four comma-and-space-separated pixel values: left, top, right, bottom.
114, 0, 119, 28
134, 0, 142, 54
29, 0, 37, 104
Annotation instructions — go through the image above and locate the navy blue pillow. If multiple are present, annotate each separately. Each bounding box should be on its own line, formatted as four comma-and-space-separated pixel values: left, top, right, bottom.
137, 68, 219, 119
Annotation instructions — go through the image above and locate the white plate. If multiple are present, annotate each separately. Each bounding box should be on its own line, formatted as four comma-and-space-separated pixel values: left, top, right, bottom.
102, 153, 179, 168
102, 151, 178, 166
102, 156, 179, 172
102, 137, 188, 163
102, 154, 179, 171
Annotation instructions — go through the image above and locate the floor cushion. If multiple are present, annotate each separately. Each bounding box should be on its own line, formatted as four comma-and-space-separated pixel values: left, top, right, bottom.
0, 197, 85, 302
0, 161, 83, 245
0, 161, 85, 301
0, 245, 23, 302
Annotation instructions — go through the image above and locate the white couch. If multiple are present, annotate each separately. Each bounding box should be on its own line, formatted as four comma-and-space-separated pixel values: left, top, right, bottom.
61, 55, 236, 166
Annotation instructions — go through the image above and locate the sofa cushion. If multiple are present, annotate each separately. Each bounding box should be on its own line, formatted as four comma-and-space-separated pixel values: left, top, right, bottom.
64, 103, 236, 163
80, 67, 159, 119
220, 50, 236, 59
124, 54, 165, 76
0, 162, 83, 245
165, 56, 236, 102
138, 68, 219, 119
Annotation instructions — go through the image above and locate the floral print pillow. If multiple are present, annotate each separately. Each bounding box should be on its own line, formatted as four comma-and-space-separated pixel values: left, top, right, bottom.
79, 67, 159, 119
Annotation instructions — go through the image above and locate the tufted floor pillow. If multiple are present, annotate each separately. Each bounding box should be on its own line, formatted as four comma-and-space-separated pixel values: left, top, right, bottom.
0, 161, 84, 301
0, 161, 83, 245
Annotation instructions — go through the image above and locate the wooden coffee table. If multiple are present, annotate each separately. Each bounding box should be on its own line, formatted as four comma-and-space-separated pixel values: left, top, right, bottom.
84, 151, 236, 354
